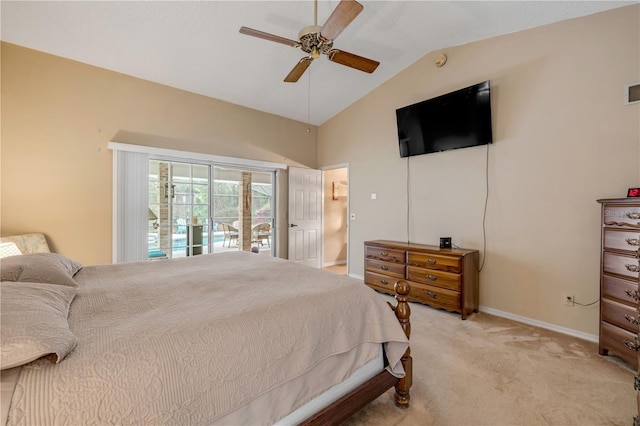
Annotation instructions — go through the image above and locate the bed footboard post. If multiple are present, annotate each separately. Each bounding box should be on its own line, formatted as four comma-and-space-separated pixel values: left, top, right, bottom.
394, 280, 412, 409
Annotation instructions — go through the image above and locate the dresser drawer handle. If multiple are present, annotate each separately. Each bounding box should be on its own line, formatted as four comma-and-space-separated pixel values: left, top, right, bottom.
427, 259, 436, 265
625, 314, 640, 326
624, 338, 640, 351
627, 238, 640, 246
380, 279, 388, 285
425, 291, 437, 298
380, 265, 389, 271
380, 251, 388, 256
625, 264, 640, 273
627, 289, 640, 301
426, 275, 437, 281
627, 212, 640, 220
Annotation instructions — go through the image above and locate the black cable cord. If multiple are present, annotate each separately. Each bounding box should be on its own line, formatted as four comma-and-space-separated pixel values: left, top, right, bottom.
573, 299, 600, 307
477, 143, 489, 272
407, 144, 488, 258
406, 155, 411, 245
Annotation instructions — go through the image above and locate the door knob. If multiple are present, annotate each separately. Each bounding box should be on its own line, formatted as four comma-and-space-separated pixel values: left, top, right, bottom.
289, 224, 298, 228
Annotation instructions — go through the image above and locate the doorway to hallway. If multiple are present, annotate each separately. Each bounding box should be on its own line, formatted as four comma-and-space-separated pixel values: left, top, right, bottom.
322, 166, 348, 275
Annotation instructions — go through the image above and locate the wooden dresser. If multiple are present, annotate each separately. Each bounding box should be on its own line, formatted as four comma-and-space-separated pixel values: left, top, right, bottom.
597, 198, 640, 369
364, 240, 479, 319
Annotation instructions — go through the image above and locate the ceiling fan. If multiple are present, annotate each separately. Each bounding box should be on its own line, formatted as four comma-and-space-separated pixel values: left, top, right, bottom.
239, 0, 379, 83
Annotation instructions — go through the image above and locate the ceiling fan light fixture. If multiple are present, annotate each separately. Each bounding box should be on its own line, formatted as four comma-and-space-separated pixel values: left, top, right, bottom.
311, 46, 320, 59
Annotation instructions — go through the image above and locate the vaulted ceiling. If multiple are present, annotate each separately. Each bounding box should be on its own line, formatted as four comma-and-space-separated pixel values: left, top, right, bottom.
1, 1, 633, 125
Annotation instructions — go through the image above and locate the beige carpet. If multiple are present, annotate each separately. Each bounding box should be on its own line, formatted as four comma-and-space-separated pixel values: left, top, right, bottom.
345, 295, 635, 426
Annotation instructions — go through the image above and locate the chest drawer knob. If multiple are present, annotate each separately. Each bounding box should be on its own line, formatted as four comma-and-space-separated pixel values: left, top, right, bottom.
380, 279, 388, 285
626, 289, 640, 301
626, 238, 640, 246
380, 251, 388, 256
427, 259, 436, 265
624, 338, 640, 351
425, 290, 437, 298
627, 211, 640, 220
426, 275, 437, 281
380, 265, 389, 271
625, 314, 640, 326
625, 264, 640, 273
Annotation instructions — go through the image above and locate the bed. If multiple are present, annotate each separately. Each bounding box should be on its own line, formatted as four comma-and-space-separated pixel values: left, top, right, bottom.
0, 233, 412, 425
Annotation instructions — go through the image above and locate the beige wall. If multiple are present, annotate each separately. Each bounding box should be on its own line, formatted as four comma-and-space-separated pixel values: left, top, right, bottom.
323, 167, 348, 266
318, 5, 640, 336
1, 42, 318, 264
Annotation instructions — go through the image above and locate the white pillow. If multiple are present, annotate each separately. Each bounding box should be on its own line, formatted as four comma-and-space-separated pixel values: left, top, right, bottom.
1, 282, 77, 370
0, 242, 21, 259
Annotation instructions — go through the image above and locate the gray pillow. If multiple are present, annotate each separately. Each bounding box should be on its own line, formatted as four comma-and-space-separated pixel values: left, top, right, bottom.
1, 281, 77, 370
0, 253, 82, 287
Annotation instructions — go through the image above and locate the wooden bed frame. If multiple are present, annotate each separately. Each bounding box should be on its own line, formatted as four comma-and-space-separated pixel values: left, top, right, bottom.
300, 280, 412, 425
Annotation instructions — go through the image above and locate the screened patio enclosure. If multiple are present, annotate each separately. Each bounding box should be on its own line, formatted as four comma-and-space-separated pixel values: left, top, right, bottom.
148, 161, 274, 259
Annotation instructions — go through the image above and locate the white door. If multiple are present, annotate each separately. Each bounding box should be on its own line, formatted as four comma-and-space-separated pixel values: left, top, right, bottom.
288, 167, 322, 267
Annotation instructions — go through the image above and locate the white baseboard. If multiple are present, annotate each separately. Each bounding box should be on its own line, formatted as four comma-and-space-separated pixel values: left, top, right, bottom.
349, 274, 598, 343
323, 260, 347, 268
479, 305, 598, 343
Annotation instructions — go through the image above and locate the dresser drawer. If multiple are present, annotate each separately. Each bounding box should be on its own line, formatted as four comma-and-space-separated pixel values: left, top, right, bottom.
603, 252, 639, 279
602, 298, 640, 333
407, 265, 461, 291
364, 246, 405, 264
364, 271, 398, 292
408, 280, 460, 312
603, 204, 640, 227
601, 321, 639, 368
365, 259, 405, 279
407, 252, 461, 273
603, 274, 639, 304
604, 228, 640, 252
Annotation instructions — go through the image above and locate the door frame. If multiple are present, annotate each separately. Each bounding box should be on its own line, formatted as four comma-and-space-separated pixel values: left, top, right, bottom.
320, 163, 350, 275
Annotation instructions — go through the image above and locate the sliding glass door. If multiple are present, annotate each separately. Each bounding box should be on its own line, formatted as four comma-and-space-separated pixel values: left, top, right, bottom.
149, 161, 274, 259
148, 160, 210, 259
212, 167, 273, 254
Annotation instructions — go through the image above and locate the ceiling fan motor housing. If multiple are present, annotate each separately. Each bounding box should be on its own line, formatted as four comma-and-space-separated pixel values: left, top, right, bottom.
298, 25, 334, 57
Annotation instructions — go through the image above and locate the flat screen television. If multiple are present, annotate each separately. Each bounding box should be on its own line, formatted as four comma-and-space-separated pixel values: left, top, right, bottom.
396, 81, 493, 158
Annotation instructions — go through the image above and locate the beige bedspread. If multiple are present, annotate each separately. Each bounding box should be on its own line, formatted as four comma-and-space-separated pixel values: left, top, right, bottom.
6, 252, 408, 425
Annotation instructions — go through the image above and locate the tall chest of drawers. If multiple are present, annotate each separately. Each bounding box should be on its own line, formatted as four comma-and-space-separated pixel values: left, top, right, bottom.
597, 198, 640, 369
364, 240, 479, 320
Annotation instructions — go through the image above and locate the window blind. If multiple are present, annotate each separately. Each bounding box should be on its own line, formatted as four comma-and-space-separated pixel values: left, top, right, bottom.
114, 150, 149, 263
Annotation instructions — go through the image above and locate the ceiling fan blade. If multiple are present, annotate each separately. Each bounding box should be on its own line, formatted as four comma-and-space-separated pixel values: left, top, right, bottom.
328, 50, 379, 73
239, 26, 300, 47
284, 57, 313, 83
320, 0, 363, 41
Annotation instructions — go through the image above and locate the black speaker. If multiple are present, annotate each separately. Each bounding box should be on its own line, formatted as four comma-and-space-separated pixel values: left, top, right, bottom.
439, 237, 452, 249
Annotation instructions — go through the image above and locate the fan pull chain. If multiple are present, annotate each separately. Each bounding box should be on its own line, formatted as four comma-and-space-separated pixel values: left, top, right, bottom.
307, 69, 311, 133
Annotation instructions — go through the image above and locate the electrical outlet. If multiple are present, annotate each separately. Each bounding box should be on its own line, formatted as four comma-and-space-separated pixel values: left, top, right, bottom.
564, 294, 575, 307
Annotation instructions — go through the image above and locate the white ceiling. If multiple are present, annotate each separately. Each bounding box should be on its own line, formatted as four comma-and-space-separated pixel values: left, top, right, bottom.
1, 1, 635, 125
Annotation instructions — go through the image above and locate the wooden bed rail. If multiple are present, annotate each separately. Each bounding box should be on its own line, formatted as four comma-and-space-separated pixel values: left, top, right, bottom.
301, 280, 412, 425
